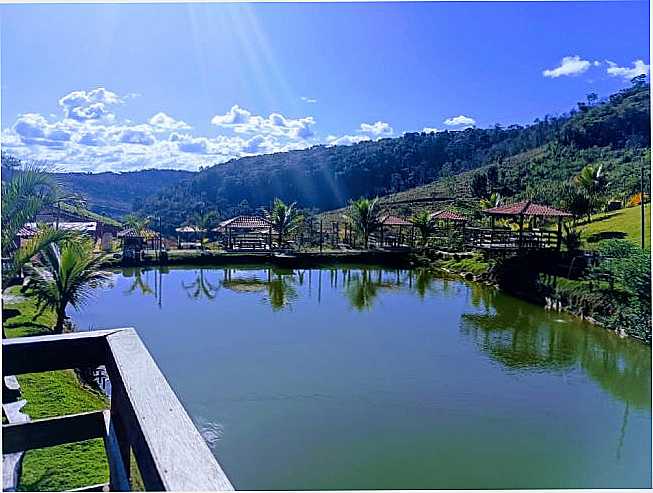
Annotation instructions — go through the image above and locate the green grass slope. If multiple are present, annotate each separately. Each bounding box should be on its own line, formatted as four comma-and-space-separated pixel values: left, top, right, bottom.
578, 204, 650, 250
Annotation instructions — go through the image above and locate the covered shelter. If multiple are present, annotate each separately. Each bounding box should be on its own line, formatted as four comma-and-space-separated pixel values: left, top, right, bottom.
175, 226, 206, 249
214, 215, 272, 251
466, 200, 571, 251
118, 228, 161, 259
429, 210, 467, 249
377, 215, 413, 248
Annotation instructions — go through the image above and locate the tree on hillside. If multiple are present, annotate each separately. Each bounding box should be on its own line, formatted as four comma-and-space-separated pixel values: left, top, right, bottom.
345, 197, 382, 249
470, 173, 489, 199
264, 199, 303, 247
410, 210, 437, 247
24, 237, 112, 333
575, 164, 608, 222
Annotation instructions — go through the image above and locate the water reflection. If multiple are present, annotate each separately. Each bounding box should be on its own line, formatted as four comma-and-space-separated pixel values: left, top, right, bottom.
182, 269, 219, 300
118, 265, 650, 413
460, 287, 651, 410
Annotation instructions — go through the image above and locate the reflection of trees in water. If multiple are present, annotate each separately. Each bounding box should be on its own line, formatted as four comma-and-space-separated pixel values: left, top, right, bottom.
461, 291, 651, 410
123, 267, 154, 296
182, 269, 219, 300
220, 268, 297, 311
344, 269, 399, 311
122, 267, 165, 307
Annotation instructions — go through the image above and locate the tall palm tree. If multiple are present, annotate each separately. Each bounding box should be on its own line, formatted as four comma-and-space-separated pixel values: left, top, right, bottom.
2, 163, 60, 258
264, 198, 303, 247
575, 164, 608, 222
344, 197, 381, 249
123, 213, 150, 234
23, 237, 112, 333
410, 210, 437, 247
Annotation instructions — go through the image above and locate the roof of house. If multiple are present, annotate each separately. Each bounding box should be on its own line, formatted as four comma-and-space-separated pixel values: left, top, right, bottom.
216, 216, 271, 230
483, 200, 572, 217
380, 215, 412, 226
431, 210, 467, 222
175, 226, 206, 233
21, 222, 97, 236
118, 228, 158, 239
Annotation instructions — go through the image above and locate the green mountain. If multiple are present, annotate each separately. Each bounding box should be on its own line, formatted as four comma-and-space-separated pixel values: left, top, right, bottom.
138, 81, 649, 231
55, 169, 194, 218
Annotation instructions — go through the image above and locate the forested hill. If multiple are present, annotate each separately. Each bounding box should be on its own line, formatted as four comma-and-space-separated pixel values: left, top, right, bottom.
56, 169, 194, 218
137, 81, 649, 230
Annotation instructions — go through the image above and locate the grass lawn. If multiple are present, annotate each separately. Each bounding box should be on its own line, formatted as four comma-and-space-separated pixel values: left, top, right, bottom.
3, 286, 110, 491
577, 204, 650, 249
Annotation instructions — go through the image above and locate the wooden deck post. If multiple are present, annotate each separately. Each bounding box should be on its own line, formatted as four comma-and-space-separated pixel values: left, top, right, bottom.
518, 214, 524, 249
556, 217, 562, 251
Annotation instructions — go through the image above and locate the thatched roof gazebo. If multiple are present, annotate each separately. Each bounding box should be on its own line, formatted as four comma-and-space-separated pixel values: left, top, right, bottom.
467, 200, 571, 251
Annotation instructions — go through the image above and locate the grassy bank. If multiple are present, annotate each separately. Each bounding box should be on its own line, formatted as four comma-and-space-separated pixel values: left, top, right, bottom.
3, 286, 109, 491
578, 204, 650, 249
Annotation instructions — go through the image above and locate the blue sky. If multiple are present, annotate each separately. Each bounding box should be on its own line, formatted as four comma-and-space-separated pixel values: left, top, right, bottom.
1, 2, 650, 172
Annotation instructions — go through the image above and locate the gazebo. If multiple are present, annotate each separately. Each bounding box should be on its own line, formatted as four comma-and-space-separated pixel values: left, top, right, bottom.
378, 215, 413, 248
175, 226, 205, 249
214, 215, 272, 250
429, 210, 467, 249
466, 200, 571, 251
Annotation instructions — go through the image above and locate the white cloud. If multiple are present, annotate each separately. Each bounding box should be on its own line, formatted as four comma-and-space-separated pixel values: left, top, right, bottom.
300, 96, 318, 103
359, 121, 393, 137
543, 56, 592, 78
326, 134, 371, 146
118, 125, 156, 145
210, 105, 316, 140
210, 105, 251, 126
58, 87, 122, 121
606, 59, 650, 80
422, 127, 440, 134
444, 115, 476, 128
149, 112, 191, 131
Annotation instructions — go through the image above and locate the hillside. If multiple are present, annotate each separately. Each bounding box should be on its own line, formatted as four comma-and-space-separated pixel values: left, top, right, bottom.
136, 82, 649, 232
56, 169, 194, 218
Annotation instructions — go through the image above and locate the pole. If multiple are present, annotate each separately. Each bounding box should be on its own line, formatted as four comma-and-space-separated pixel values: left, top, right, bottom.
641, 164, 646, 250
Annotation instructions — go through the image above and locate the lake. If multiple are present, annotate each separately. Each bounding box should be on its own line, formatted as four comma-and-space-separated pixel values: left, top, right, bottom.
72, 265, 652, 490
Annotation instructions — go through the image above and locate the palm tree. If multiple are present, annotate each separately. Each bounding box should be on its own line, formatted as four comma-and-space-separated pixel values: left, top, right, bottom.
123, 213, 150, 234
410, 210, 438, 247
264, 198, 303, 247
23, 237, 112, 333
2, 163, 60, 258
575, 164, 608, 222
344, 197, 381, 249
189, 211, 218, 248
480, 192, 503, 210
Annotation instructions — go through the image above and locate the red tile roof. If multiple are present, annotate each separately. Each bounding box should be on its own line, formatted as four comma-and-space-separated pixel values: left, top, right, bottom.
431, 210, 466, 222
216, 216, 271, 230
380, 215, 412, 226
484, 200, 571, 217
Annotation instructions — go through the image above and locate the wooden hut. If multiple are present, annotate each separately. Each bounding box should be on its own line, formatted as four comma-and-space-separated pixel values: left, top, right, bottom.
466, 200, 571, 251
214, 216, 272, 251
175, 226, 205, 249
377, 215, 413, 248
429, 210, 467, 249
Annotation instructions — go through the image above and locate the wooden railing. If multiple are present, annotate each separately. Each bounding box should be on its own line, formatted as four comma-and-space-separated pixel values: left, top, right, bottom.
464, 227, 560, 250
2, 329, 234, 491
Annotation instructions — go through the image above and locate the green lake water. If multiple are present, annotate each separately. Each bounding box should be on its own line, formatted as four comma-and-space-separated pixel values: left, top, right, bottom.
72, 265, 652, 490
